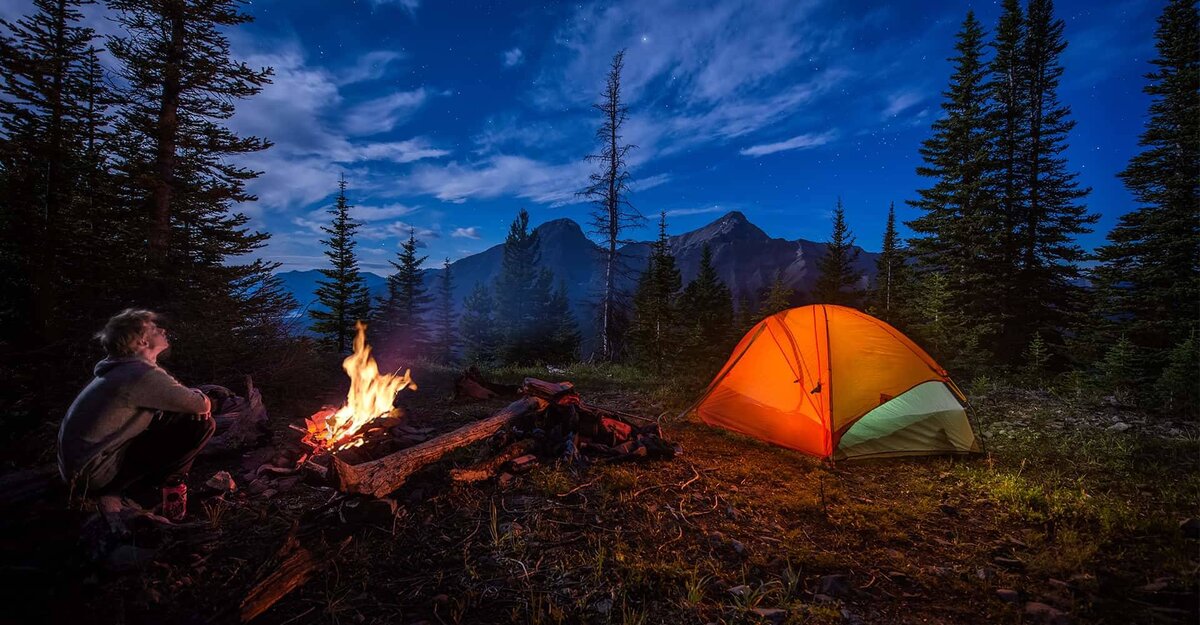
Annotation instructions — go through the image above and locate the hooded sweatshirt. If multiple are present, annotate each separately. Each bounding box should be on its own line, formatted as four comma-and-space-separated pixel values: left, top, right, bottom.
57, 356, 211, 490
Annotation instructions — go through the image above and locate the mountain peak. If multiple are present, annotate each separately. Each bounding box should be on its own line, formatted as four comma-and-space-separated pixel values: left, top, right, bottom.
535, 217, 586, 239
687, 210, 767, 243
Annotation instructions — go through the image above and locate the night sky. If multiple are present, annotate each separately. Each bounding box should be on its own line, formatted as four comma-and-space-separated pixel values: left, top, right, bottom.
1, 0, 1164, 273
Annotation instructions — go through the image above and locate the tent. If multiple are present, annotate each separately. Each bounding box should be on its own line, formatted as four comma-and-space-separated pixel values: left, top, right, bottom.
692, 305, 981, 460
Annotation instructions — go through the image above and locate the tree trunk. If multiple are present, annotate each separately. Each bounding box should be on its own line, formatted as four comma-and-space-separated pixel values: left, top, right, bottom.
148, 1, 186, 264
332, 396, 546, 497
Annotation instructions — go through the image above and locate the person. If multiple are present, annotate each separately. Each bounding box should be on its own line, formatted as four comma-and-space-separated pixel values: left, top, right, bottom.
58, 309, 215, 518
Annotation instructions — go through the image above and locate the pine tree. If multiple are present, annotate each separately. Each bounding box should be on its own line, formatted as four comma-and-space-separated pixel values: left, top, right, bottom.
0, 0, 104, 346
1094, 0, 1199, 365
432, 258, 457, 363
867, 202, 911, 327
813, 198, 863, 306
986, 0, 1029, 353
582, 50, 643, 360
908, 272, 990, 377
311, 177, 370, 353
103, 0, 293, 383
1098, 335, 1141, 404
628, 211, 682, 373
376, 228, 431, 356
493, 209, 566, 364
1021, 332, 1050, 388
544, 280, 581, 364
757, 271, 794, 321
906, 12, 1001, 350
678, 244, 734, 372
1014, 0, 1097, 349
1155, 330, 1199, 415
460, 281, 497, 365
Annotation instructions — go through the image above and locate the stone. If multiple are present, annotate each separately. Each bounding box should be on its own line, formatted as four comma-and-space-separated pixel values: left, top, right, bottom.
1024, 601, 1070, 625
730, 539, 747, 555
593, 598, 612, 614
727, 585, 750, 596
750, 607, 786, 622
996, 588, 1020, 604
993, 556, 1025, 570
817, 574, 851, 598
812, 593, 837, 604
204, 470, 237, 493
1179, 518, 1200, 540
1107, 422, 1131, 433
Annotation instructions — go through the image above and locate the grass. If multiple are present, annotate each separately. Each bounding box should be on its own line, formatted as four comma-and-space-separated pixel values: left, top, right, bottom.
21, 363, 1197, 625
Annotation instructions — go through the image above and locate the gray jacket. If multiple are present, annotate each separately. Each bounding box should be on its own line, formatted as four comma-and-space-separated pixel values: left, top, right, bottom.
58, 356, 211, 490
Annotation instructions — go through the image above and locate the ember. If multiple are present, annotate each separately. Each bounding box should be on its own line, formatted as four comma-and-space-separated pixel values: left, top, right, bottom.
305, 322, 416, 451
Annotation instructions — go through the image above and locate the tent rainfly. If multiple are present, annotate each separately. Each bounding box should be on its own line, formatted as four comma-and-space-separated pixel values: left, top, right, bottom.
692, 305, 981, 460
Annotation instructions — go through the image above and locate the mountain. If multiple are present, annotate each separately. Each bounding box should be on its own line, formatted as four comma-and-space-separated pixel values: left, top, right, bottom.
277, 211, 879, 337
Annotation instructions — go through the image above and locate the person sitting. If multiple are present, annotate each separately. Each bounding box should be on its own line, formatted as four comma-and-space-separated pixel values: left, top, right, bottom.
57, 309, 215, 519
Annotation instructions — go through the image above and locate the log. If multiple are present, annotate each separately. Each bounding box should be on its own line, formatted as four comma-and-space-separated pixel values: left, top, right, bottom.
449, 438, 537, 483
0, 465, 60, 510
333, 396, 546, 497
522, 378, 575, 402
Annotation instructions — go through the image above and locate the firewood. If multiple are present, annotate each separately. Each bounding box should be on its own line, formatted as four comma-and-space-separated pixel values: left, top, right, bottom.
454, 366, 520, 400
332, 396, 546, 498
238, 535, 353, 622
449, 438, 537, 483
521, 378, 575, 402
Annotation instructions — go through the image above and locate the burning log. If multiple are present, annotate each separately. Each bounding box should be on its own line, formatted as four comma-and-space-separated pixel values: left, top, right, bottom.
454, 365, 520, 401
332, 396, 547, 497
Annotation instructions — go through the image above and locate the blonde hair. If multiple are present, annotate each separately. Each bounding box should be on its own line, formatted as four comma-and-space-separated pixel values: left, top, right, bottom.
96, 308, 158, 357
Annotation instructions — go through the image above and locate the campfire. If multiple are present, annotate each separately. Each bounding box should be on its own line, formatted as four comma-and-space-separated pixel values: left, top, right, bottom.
286, 322, 680, 500
304, 321, 416, 452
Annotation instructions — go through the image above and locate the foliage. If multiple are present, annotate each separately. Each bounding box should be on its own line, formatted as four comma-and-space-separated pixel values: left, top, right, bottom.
627, 211, 682, 373
311, 176, 370, 353
677, 244, 735, 373
460, 281, 497, 366
432, 258, 457, 363
375, 228, 431, 358
866, 202, 912, 328
1093, 0, 1199, 403
813, 198, 862, 307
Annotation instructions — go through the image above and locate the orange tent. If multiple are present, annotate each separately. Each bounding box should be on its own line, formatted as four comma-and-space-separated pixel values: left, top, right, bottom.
693, 305, 981, 460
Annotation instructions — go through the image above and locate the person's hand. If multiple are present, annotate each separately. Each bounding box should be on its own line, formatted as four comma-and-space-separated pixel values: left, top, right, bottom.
189, 411, 211, 422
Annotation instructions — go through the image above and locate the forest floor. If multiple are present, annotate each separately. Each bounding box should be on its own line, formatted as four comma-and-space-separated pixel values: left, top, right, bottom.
3, 363, 1197, 625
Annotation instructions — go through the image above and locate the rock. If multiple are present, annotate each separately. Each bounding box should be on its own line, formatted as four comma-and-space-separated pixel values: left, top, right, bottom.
204, 470, 236, 494
993, 556, 1025, 570
1024, 601, 1069, 625
727, 584, 750, 596
1047, 578, 1071, 592
593, 598, 612, 614
817, 574, 851, 598
730, 539, 747, 555
1107, 422, 1131, 433
839, 608, 865, 625
996, 588, 1019, 604
750, 607, 786, 622
1179, 518, 1200, 540
812, 593, 837, 604
1138, 578, 1171, 593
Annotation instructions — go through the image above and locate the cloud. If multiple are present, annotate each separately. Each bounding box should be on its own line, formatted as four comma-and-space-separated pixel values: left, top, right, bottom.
665, 206, 726, 217
370, 0, 419, 14
407, 155, 593, 206
739, 130, 837, 156
629, 172, 671, 192
882, 90, 923, 118
227, 44, 447, 213
353, 203, 418, 221
342, 88, 429, 136
359, 221, 438, 243
337, 50, 406, 86
503, 47, 524, 68
451, 227, 481, 239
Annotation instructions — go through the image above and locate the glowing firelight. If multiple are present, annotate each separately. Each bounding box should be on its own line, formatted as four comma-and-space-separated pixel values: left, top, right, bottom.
306, 321, 416, 450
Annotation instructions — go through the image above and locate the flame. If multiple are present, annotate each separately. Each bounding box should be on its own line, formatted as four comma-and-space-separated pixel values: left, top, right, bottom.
306, 321, 416, 451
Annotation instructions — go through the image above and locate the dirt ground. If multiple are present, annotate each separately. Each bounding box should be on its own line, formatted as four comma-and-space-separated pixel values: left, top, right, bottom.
1, 364, 1196, 625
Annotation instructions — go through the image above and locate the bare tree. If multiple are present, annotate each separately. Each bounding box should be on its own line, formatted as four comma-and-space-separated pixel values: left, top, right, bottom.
581, 50, 643, 360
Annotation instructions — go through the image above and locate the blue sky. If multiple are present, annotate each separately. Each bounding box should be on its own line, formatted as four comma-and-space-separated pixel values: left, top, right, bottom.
2, 0, 1164, 273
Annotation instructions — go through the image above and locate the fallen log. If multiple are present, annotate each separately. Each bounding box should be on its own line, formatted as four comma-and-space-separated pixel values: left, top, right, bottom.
333, 396, 546, 497
449, 438, 537, 483
0, 464, 60, 510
